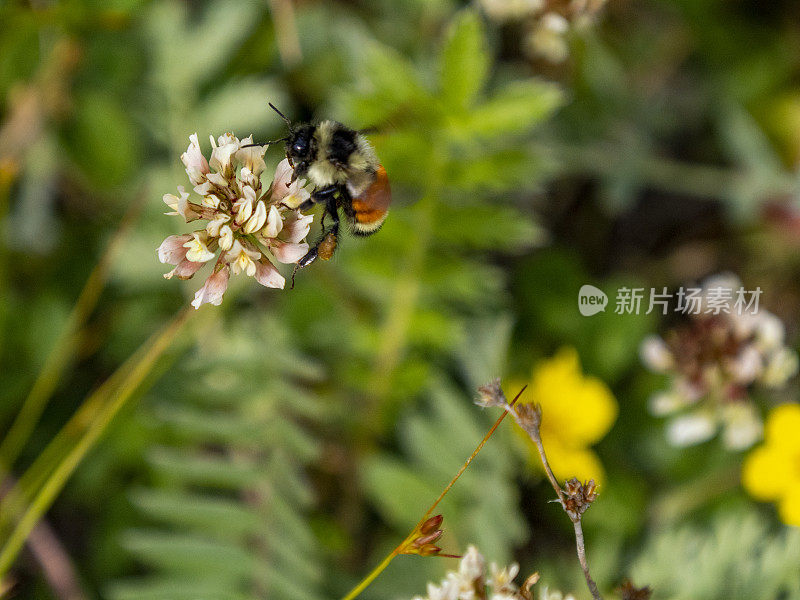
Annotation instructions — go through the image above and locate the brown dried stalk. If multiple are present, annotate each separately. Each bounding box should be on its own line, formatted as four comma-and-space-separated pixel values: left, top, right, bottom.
479, 380, 603, 600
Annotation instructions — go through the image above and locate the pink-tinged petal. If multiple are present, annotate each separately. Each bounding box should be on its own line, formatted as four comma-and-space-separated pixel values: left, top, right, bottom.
181, 133, 210, 185
280, 211, 313, 243
157, 234, 192, 265
270, 158, 294, 201
191, 267, 230, 309
254, 258, 285, 289
269, 240, 309, 264
163, 259, 205, 280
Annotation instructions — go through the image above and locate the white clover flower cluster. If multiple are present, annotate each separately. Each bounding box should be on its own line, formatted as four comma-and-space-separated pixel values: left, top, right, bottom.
640, 274, 799, 450
411, 546, 568, 600
478, 0, 607, 63
157, 133, 314, 309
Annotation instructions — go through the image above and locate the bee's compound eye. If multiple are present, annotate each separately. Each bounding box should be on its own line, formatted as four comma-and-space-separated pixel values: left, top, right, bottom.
292, 139, 308, 155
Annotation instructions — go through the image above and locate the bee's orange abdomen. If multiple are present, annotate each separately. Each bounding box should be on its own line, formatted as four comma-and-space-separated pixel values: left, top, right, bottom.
351, 165, 391, 236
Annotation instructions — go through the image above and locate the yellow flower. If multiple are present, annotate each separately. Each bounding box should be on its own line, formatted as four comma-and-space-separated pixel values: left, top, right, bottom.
742, 403, 800, 526
515, 347, 617, 484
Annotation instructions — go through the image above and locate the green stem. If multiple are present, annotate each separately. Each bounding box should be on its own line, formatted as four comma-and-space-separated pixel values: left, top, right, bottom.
340, 547, 403, 600
0, 306, 194, 577
338, 388, 523, 600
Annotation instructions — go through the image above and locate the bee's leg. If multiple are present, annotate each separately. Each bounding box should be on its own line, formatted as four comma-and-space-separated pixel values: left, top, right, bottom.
311, 185, 339, 202
293, 184, 340, 213
297, 198, 340, 268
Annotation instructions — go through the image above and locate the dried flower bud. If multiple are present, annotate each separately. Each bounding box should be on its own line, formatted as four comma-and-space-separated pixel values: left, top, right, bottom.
562, 477, 598, 521
411, 530, 443, 548
419, 514, 443, 534
476, 379, 508, 408
418, 544, 442, 557
513, 402, 543, 437
402, 514, 453, 558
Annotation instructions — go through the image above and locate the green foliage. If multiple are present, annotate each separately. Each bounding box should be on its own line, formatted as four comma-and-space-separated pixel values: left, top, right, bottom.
4, 0, 800, 599
106, 315, 327, 600
439, 11, 489, 110
631, 510, 800, 600
363, 380, 526, 561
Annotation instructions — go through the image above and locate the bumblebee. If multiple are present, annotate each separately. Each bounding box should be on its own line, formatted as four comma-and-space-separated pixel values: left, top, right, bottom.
266, 104, 392, 268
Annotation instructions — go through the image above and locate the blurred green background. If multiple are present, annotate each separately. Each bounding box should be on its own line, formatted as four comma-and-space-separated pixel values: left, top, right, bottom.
2, 0, 800, 599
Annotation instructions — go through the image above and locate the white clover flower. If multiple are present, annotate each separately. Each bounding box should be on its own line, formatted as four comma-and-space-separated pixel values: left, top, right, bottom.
525, 13, 570, 63
488, 562, 519, 595
641, 274, 798, 450
409, 546, 549, 600
666, 411, 717, 447
158, 133, 315, 308
459, 546, 486, 581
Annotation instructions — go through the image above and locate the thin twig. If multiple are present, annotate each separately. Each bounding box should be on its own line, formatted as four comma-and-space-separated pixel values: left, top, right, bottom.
26, 519, 87, 600
516, 405, 564, 504
503, 398, 603, 600
339, 387, 525, 600
0, 479, 86, 600
573, 520, 601, 600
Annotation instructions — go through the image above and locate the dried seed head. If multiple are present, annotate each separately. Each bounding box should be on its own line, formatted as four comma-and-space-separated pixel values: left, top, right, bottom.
514, 402, 543, 437
401, 514, 451, 557
562, 477, 598, 521
411, 530, 443, 548
476, 379, 508, 408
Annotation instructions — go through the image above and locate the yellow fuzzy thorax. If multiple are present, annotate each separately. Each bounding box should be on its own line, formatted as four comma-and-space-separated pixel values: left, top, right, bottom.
306, 120, 379, 190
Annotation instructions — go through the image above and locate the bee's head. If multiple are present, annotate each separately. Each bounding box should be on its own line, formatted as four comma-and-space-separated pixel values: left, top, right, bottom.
286, 124, 316, 165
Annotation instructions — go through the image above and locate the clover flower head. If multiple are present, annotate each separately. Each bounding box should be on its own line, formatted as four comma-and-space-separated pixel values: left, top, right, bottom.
157, 133, 315, 309
640, 274, 798, 450
410, 546, 546, 600
479, 0, 607, 63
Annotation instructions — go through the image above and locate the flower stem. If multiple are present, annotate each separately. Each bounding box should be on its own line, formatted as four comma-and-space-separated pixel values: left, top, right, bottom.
0, 306, 194, 578
506, 400, 603, 600
339, 386, 525, 600
340, 547, 403, 600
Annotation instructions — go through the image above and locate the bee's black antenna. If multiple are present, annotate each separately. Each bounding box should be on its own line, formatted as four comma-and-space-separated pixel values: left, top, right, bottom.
269, 102, 293, 131
241, 136, 289, 149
